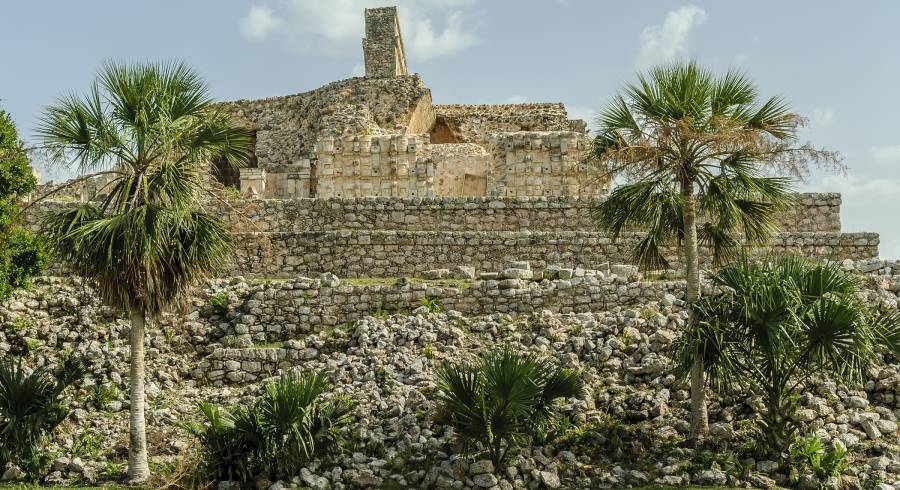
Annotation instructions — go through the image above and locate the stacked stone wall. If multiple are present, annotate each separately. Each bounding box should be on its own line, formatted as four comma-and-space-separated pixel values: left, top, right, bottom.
202, 273, 683, 347
20, 193, 844, 235
229, 230, 877, 278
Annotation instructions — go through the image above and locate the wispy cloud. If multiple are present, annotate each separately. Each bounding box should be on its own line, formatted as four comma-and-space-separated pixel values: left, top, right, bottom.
871, 144, 900, 163
810, 107, 835, 129
238, 0, 480, 61
240, 5, 282, 41
636, 5, 707, 69
504, 95, 528, 104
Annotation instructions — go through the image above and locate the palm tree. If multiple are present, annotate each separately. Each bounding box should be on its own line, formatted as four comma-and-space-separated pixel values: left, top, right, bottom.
37, 61, 252, 482
674, 255, 900, 457
588, 61, 839, 439
435, 347, 583, 468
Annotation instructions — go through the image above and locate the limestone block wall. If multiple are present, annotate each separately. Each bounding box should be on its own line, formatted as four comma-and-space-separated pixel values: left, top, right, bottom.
315, 134, 434, 198
228, 230, 878, 278
487, 132, 605, 197
19, 193, 844, 234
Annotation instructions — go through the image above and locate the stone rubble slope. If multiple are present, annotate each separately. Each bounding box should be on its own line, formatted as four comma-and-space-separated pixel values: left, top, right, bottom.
0, 264, 897, 489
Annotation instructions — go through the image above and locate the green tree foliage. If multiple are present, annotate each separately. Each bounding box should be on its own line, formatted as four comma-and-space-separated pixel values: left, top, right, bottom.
0, 107, 47, 300
183, 371, 352, 483
0, 356, 86, 478
36, 60, 253, 482
435, 347, 584, 468
589, 60, 839, 439
674, 255, 900, 458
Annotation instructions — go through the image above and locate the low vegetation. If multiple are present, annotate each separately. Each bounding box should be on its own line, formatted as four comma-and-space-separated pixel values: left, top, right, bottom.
435, 347, 583, 467
182, 370, 352, 483
676, 256, 900, 459
0, 357, 85, 479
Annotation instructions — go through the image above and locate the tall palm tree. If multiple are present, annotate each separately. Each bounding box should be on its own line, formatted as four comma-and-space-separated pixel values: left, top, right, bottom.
674, 255, 900, 457
37, 61, 252, 481
588, 61, 839, 439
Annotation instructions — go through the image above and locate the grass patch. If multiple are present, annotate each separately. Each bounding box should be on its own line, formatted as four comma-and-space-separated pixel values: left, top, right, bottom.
253, 341, 284, 349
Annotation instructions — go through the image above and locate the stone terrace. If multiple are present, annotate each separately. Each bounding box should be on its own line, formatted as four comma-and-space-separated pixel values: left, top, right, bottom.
21, 192, 873, 279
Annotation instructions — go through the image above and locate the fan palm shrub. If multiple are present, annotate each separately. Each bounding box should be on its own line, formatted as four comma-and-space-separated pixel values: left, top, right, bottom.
435, 347, 583, 468
183, 371, 352, 482
36, 60, 253, 481
674, 255, 900, 458
589, 60, 840, 439
0, 356, 86, 477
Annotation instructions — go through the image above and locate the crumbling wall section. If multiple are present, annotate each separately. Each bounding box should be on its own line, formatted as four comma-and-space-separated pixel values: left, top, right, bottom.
426, 143, 490, 196
432, 103, 585, 146
220, 75, 432, 170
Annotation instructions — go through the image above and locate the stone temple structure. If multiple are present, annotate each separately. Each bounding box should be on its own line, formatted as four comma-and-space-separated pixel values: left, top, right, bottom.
24, 6, 880, 280
220, 6, 601, 199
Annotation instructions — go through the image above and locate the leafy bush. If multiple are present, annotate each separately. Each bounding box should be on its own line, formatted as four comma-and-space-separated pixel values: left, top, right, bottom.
0, 356, 86, 477
420, 296, 444, 314
208, 292, 229, 315
791, 434, 848, 481
435, 347, 583, 467
0, 107, 46, 301
91, 383, 119, 411
183, 371, 352, 482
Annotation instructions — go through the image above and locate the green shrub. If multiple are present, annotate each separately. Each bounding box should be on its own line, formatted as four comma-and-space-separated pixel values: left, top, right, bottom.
420, 296, 444, 314
91, 383, 119, 411
791, 434, 848, 481
0, 356, 86, 477
435, 347, 583, 468
208, 292, 229, 315
183, 371, 353, 482
70, 430, 103, 459
0, 107, 46, 301
676, 256, 900, 458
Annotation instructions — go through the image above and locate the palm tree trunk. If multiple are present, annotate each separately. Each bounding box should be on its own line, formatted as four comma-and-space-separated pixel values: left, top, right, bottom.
127, 308, 150, 482
682, 182, 709, 440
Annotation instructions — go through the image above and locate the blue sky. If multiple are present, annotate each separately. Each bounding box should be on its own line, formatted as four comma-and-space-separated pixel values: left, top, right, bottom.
2, 1, 899, 255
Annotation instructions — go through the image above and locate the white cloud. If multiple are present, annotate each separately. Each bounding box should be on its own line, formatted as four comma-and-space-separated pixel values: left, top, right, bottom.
871, 145, 900, 163
240, 5, 282, 41
239, 0, 480, 61
810, 107, 835, 129
637, 5, 707, 69
407, 11, 478, 61
350, 63, 365, 77
504, 95, 528, 104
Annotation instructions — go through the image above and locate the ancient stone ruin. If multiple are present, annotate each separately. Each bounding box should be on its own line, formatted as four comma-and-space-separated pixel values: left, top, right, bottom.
8, 6, 898, 489
217, 7, 598, 200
